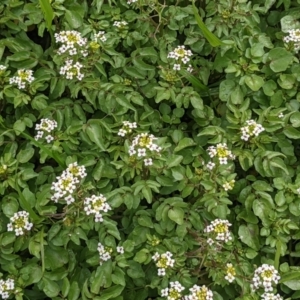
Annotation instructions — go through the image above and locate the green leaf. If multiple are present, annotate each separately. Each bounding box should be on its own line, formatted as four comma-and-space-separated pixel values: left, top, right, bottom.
85, 122, 106, 151
68, 281, 80, 300
268, 48, 294, 72
38, 0, 54, 31
238, 224, 260, 250
96, 285, 124, 300
174, 138, 196, 152
283, 127, 300, 139
65, 10, 83, 28
244, 74, 264, 91
192, 2, 222, 47
168, 207, 184, 225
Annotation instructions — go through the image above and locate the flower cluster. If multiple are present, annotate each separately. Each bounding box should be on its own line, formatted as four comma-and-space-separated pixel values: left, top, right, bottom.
251, 264, 280, 292
204, 219, 232, 245
184, 285, 213, 300
261, 293, 283, 300
84, 194, 111, 222
0, 65, 6, 75
118, 121, 137, 136
223, 179, 235, 191
59, 59, 84, 80
113, 21, 128, 28
129, 133, 161, 166
152, 251, 175, 276
0, 278, 15, 299
207, 143, 235, 165
35, 118, 58, 143
241, 120, 265, 141
283, 29, 300, 52
55, 30, 88, 56
7, 211, 33, 236
94, 31, 107, 42
167, 45, 193, 71
51, 162, 87, 204
9, 69, 34, 89
98, 242, 112, 265
161, 281, 184, 300
225, 263, 236, 283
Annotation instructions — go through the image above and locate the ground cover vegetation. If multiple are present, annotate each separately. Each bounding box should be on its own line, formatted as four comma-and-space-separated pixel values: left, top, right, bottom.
0, 0, 300, 299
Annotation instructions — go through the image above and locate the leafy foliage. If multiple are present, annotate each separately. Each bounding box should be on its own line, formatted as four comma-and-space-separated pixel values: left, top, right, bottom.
0, 0, 300, 299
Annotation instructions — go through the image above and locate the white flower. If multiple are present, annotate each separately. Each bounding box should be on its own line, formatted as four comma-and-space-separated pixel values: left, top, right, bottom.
161, 281, 184, 299
117, 246, 124, 254
251, 264, 280, 292
127, 0, 138, 4
59, 59, 84, 81
283, 29, 300, 53
94, 31, 107, 42
168, 46, 193, 66
0, 278, 15, 299
10, 69, 34, 89
153, 251, 175, 276
98, 242, 112, 264
185, 285, 213, 300
207, 143, 234, 165
7, 211, 33, 236
118, 121, 137, 136
173, 64, 181, 70
261, 293, 283, 300
223, 180, 235, 191
55, 30, 88, 56
278, 112, 284, 118
113, 21, 128, 28
187, 65, 193, 72
225, 263, 236, 283
144, 158, 153, 166
204, 219, 232, 244
241, 120, 264, 141
206, 162, 215, 170
84, 194, 111, 222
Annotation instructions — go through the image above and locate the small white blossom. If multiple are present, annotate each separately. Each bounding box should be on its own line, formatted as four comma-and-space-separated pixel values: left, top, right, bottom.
225, 263, 236, 283
0, 278, 15, 299
187, 65, 193, 72
94, 31, 107, 42
283, 29, 300, 52
51, 163, 86, 204
251, 264, 280, 292
278, 112, 284, 118
184, 284, 213, 300
9, 69, 34, 89
7, 211, 33, 236
241, 119, 265, 141
161, 281, 184, 299
117, 246, 124, 254
261, 293, 283, 300
207, 143, 235, 165
127, 0, 138, 4
113, 21, 128, 28
223, 180, 235, 191
152, 251, 175, 276
128, 133, 161, 164
97, 242, 112, 265
118, 121, 137, 136
84, 194, 111, 222
173, 64, 181, 71
206, 162, 215, 170
35, 119, 57, 142
204, 219, 232, 245
59, 59, 84, 81
168, 45, 193, 71
55, 30, 88, 56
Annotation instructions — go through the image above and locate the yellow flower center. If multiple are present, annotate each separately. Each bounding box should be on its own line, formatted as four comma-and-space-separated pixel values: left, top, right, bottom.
169, 289, 181, 299
92, 198, 105, 211
196, 287, 208, 300
262, 270, 273, 278
214, 223, 228, 233
157, 257, 168, 268
15, 217, 26, 228
67, 33, 79, 43
175, 48, 186, 57
19, 71, 28, 80
139, 136, 151, 147
61, 178, 72, 189
216, 147, 228, 158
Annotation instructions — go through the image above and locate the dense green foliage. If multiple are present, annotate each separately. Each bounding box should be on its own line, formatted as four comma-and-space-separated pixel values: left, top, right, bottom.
1, 0, 300, 299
